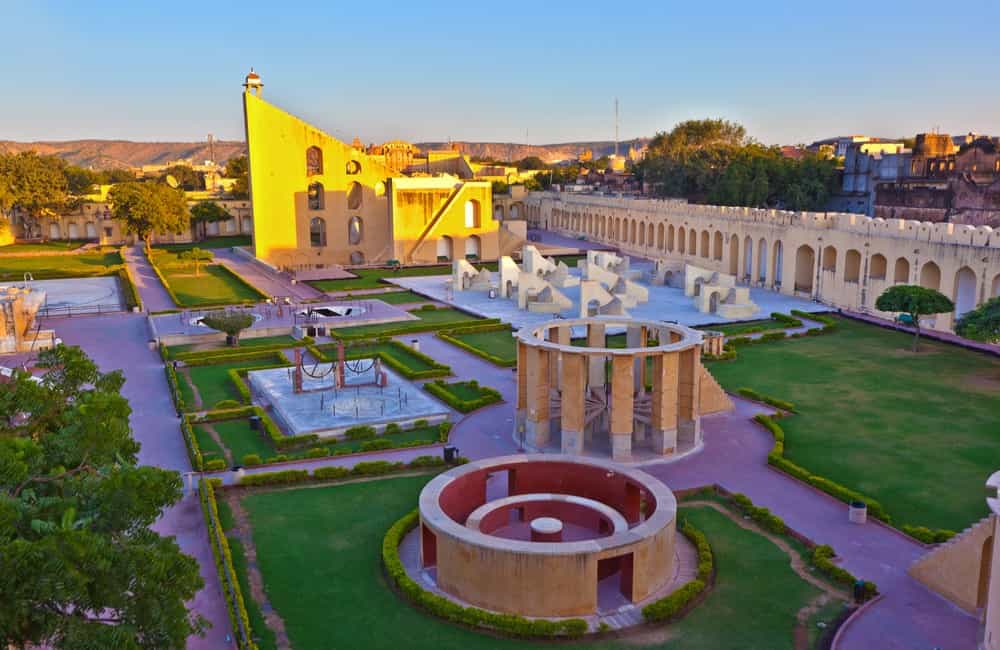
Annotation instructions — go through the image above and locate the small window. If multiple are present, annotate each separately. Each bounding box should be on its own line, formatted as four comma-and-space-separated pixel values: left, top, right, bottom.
346, 160, 361, 175
464, 200, 480, 228
346, 182, 362, 209
310, 217, 326, 247
348, 216, 363, 245
306, 146, 323, 176
308, 182, 324, 210
104, 227, 113, 237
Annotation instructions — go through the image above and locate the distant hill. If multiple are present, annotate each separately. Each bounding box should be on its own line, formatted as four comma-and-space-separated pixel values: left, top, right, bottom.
0, 137, 650, 170
416, 139, 650, 164
0, 139, 247, 170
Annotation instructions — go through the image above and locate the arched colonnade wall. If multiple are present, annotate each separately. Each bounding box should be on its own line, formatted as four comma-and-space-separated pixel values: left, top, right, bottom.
530, 193, 1000, 333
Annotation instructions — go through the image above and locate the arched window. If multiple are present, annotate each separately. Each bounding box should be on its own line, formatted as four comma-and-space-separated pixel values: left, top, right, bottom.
306, 146, 323, 176
310, 217, 326, 247
844, 249, 861, 283
465, 234, 481, 259
465, 200, 481, 228
346, 182, 362, 210
345, 160, 361, 175
308, 182, 324, 210
869, 254, 887, 280
348, 216, 363, 245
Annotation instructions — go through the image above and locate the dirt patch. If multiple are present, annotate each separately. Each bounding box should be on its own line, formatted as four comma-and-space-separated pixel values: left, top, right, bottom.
199, 422, 232, 465
963, 370, 1000, 393
886, 346, 942, 358
223, 492, 292, 650
177, 367, 203, 409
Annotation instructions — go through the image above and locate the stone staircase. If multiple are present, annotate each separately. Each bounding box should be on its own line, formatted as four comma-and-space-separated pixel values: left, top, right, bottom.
909, 515, 994, 614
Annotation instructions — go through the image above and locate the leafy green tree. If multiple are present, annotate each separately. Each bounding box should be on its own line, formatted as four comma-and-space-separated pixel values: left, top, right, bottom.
954, 296, 1000, 343
0, 345, 206, 648
224, 156, 249, 199
515, 156, 547, 170
107, 182, 189, 253
98, 168, 137, 184
0, 151, 70, 238
159, 165, 203, 192
189, 201, 231, 240
875, 285, 955, 351
200, 310, 254, 346
178, 247, 211, 276
64, 165, 99, 195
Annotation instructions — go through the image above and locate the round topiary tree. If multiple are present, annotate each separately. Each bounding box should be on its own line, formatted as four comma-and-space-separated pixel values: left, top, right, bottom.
955, 296, 1000, 343
875, 284, 954, 352
200, 310, 254, 347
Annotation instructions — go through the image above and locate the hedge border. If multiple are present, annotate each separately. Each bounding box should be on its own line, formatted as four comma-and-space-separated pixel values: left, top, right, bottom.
424, 379, 503, 413
116, 251, 143, 311
328, 307, 502, 341
147, 248, 268, 308
641, 517, 714, 622
199, 478, 258, 650
166, 336, 315, 362
436, 322, 517, 367
310, 338, 451, 379
235, 455, 461, 487
382, 510, 588, 638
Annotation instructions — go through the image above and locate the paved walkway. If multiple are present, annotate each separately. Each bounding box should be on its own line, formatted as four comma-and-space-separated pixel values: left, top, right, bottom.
212, 249, 324, 301
123, 244, 176, 312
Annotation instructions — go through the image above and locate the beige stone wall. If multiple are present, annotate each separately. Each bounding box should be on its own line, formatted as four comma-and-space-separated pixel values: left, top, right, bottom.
530, 193, 1000, 333
698, 366, 733, 415
908, 515, 994, 614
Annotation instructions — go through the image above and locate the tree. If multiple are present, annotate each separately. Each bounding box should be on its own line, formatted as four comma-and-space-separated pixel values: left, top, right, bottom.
875, 285, 955, 351
64, 165, 99, 195
0, 151, 70, 238
189, 201, 231, 241
177, 247, 210, 276
200, 310, 254, 346
159, 165, 203, 192
0, 345, 205, 648
954, 296, 1000, 343
107, 182, 189, 252
515, 156, 547, 170
224, 156, 249, 199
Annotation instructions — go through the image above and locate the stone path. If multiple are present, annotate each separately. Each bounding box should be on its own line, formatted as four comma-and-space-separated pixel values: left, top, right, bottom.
123, 244, 176, 312
212, 248, 324, 302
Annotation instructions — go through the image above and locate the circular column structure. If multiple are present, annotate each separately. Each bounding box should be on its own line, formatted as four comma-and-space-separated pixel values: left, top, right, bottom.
418, 454, 677, 617
514, 316, 713, 461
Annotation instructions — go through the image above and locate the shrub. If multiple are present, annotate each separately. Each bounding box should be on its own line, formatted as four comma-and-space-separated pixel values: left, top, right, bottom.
242, 454, 262, 466
438, 421, 452, 441
413, 419, 429, 428
238, 469, 309, 486
642, 517, 712, 622
759, 331, 787, 343
351, 460, 403, 476
901, 525, 956, 544
810, 545, 877, 599
214, 399, 241, 410
359, 438, 393, 452
424, 380, 503, 413
313, 466, 350, 480
264, 455, 288, 464
384, 423, 402, 435
409, 455, 446, 468
737, 387, 796, 412
205, 458, 227, 471
179, 418, 203, 470
305, 447, 329, 459
728, 492, 787, 535
345, 425, 377, 440
791, 310, 838, 332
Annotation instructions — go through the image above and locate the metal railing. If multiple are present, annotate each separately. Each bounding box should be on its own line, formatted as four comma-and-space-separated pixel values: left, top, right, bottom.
37, 302, 125, 318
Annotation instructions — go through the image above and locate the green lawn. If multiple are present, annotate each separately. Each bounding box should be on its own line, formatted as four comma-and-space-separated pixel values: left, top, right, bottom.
329, 307, 481, 338
698, 318, 790, 336
0, 251, 122, 281
154, 235, 252, 251
0, 240, 88, 254
308, 265, 455, 292
707, 316, 1000, 531
340, 290, 429, 304
313, 341, 446, 376
206, 419, 275, 461
168, 335, 300, 357
449, 329, 516, 363
241, 477, 825, 650
181, 356, 290, 410
192, 424, 226, 463
150, 249, 265, 306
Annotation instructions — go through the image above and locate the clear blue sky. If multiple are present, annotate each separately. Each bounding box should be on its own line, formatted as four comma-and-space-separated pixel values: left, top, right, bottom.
3, 0, 998, 146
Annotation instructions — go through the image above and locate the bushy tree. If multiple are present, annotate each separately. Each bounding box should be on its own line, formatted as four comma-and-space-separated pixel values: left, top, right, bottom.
159, 165, 203, 192
177, 247, 211, 276
0, 345, 205, 648
200, 310, 254, 346
63, 165, 100, 195
875, 285, 955, 351
224, 156, 249, 199
0, 151, 70, 238
107, 181, 189, 252
954, 296, 1000, 343
189, 201, 231, 240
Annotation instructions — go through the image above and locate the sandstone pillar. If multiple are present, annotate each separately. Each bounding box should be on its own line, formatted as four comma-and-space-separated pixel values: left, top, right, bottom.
514, 340, 529, 442
649, 352, 679, 455
586, 322, 606, 388
610, 355, 634, 461
525, 346, 551, 448
560, 352, 586, 454
678, 347, 701, 445
626, 325, 646, 392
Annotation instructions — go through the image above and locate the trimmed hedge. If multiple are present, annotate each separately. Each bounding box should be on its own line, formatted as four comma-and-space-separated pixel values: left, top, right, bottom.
180, 417, 203, 470
237, 455, 453, 487
811, 545, 878, 600
790, 310, 838, 333
180, 349, 288, 367
199, 478, 258, 649
383, 510, 588, 637
329, 314, 503, 341
642, 518, 713, 622
736, 387, 796, 413
424, 379, 503, 413
755, 413, 890, 522
117, 263, 143, 311
901, 525, 957, 544
437, 322, 517, 367
729, 492, 787, 535
770, 311, 803, 328
167, 336, 315, 362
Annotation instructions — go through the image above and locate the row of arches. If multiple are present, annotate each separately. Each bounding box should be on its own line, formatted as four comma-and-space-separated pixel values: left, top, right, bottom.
49, 222, 99, 240
310, 216, 365, 248
435, 235, 481, 261
552, 208, 1000, 321
307, 181, 364, 211
305, 146, 363, 177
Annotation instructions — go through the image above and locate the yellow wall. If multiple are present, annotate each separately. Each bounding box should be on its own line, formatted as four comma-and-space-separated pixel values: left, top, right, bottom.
243, 89, 499, 269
